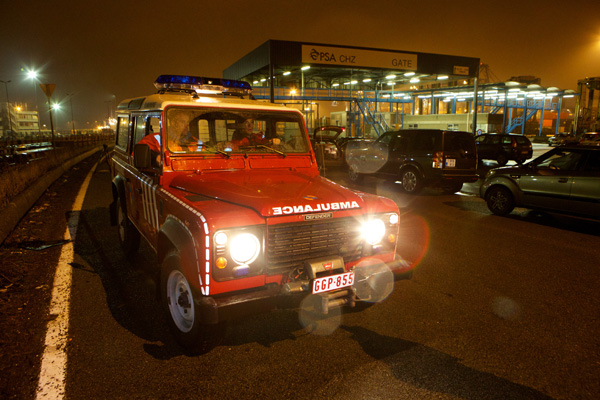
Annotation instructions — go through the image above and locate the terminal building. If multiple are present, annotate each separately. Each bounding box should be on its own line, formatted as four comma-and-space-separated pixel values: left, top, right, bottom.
0, 103, 40, 139
224, 40, 575, 139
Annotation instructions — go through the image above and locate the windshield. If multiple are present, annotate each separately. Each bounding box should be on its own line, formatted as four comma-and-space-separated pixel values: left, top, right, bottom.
165, 107, 310, 155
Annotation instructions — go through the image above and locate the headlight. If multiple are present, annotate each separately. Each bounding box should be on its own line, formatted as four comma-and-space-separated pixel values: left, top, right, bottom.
230, 233, 260, 265
213, 227, 264, 280
362, 218, 386, 245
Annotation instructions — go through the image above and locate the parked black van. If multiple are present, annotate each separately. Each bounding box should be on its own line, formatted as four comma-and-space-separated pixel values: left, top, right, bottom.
345, 129, 478, 194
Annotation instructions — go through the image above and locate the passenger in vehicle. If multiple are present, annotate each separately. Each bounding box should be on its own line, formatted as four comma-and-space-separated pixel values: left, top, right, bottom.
230, 118, 280, 150
136, 125, 161, 167
168, 110, 199, 152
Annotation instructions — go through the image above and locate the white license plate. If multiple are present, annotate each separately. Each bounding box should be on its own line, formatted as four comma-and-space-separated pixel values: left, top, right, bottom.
445, 158, 456, 167
312, 272, 354, 294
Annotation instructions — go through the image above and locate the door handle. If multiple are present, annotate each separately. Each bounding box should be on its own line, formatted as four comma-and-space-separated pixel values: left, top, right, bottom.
558, 178, 568, 183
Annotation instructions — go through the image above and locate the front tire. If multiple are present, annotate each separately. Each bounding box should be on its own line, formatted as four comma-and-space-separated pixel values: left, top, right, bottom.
400, 168, 422, 194
496, 153, 508, 167
160, 250, 224, 355
486, 186, 515, 215
116, 191, 140, 256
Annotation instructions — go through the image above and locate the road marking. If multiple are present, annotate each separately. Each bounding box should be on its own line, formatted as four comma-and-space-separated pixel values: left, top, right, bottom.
35, 157, 100, 400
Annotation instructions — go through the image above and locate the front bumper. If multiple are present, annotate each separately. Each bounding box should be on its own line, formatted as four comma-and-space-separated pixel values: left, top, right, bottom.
194, 259, 398, 324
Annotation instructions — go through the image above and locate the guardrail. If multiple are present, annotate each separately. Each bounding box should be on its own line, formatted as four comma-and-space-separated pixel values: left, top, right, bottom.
0, 133, 113, 168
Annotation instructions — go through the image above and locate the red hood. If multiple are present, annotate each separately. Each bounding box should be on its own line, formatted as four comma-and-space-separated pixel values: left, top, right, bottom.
169, 170, 368, 217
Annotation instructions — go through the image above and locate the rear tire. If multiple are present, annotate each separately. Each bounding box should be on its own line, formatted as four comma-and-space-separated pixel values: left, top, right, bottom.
441, 182, 463, 194
160, 250, 224, 355
400, 168, 422, 194
116, 191, 140, 256
486, 186, 515, 215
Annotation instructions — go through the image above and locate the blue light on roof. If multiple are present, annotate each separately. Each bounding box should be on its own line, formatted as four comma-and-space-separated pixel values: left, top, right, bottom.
154, 75, 252, 92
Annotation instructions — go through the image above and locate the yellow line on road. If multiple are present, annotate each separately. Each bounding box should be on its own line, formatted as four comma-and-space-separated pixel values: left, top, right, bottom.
35, 156, 100, 399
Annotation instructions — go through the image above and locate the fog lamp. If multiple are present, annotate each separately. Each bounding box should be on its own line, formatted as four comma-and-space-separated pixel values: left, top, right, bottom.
216, 257, 228, 269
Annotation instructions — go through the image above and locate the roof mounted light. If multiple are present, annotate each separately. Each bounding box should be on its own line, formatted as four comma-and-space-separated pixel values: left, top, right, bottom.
154, 75, 252, 95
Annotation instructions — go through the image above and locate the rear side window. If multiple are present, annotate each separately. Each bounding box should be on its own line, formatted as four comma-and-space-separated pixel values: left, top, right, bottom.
411, 132, 435, 151
446, 133, 476, 152
516, 136, 529, 145
583, 151, 600, 172
488, 135, 501, 144
133, 116, 147, 147
116, 117, 130, 150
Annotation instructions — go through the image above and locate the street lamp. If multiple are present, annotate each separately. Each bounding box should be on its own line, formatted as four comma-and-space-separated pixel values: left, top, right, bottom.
0, 80, 13, 135
26, 69, 41, 133
67, 92, 76, 134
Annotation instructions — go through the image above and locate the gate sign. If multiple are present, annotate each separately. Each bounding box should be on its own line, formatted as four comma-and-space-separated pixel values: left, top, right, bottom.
40, 83, 56, 98
302, 45, 417, 71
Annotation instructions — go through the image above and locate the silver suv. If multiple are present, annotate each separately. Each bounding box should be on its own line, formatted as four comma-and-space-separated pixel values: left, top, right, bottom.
480, 145, 600, 218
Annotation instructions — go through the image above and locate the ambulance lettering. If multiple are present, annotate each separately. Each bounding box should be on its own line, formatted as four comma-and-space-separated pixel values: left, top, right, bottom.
272, 201, 360, 215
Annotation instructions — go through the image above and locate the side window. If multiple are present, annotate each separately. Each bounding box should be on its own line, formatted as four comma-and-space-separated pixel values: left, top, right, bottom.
215, 120, 230, 142
538, 150, 582, 171
516, 136, 528, 145
502, 136, 512, 144
392, 135, 408, 152
116, 116, 130, 149
583, 151, 600, 172
377, 133, 393, 146
197, 120, 211, 144
412, 132, 434, 151
149, 117, 161, 136
133, 116, 147, 149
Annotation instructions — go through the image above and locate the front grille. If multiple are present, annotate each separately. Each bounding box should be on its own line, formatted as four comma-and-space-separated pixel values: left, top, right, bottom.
267, 217, 363, 275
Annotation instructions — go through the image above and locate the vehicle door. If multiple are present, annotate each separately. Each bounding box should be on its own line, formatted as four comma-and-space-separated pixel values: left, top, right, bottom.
443, 132, 477, 174
409, 130, 436, 177
114, 115, 138, 226
379, 133, 408, 176
475, 134, 497, 159
519, 149, 583, 212
349, 132, 392, 174
502, 135, 514, 158
569, 150, 600, 218
129, 114, 162, 242
515, 136, 532, 160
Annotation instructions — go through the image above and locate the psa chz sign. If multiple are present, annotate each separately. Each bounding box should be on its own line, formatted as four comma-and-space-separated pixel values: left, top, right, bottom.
302, 45, 417, 71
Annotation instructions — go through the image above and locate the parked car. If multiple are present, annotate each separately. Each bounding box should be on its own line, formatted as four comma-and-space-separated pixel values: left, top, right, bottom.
480, 145, 600, 218
580, 132, 600, 146
475, 133, 532, 166
311, 126, 351, 161
548, 133, 578, 147
346, 129, 478, 194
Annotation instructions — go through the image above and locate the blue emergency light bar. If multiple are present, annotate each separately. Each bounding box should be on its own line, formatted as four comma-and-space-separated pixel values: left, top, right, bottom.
154, 75, 252, 94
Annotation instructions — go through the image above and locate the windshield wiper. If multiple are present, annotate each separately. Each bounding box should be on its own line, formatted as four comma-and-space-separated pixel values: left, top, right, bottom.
257, 144, 286, 158
215, 149, 230, 158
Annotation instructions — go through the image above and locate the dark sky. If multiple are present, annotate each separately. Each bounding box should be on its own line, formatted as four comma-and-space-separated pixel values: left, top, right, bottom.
1, 0, 598, 130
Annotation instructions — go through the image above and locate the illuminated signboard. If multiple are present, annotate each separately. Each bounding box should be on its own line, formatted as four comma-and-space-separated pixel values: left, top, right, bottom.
453, 66, 470, 76
301, 45, 417, 71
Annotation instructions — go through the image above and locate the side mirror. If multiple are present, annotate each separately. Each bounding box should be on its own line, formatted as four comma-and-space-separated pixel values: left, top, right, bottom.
133, 143, 153, 169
